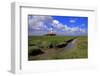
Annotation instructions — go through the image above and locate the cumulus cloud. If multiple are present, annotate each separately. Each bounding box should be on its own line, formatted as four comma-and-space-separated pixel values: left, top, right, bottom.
52, 20, 67, 30
28, 15, 53, 30
69, 19, 76, 23
53, 20, 59, 24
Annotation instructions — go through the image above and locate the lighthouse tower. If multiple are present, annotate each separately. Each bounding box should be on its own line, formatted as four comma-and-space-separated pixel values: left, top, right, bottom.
50, 28, 53, 34
45, 27, 56, 36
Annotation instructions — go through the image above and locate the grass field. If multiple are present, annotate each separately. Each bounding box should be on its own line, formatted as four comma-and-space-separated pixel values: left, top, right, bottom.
28, 36, 88, 60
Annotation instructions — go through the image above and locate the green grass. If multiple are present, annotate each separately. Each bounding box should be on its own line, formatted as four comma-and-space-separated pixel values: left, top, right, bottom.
28, 36, 88, 60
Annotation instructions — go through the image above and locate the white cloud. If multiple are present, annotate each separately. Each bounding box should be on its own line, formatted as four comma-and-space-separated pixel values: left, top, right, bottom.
64, 26, 87, 34
29, 16, 53, 31
52, 20, 66, 30
53, 20, 59, 24
69, 19, 76, 23
70, 27, 80, 32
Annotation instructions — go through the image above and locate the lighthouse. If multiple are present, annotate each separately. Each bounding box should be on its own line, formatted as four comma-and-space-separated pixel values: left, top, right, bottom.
45, 27, 56, 36
50, 28, 53, 34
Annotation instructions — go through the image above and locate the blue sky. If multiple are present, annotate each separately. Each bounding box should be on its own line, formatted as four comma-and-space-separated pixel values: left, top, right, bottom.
28, 15, 88, 36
